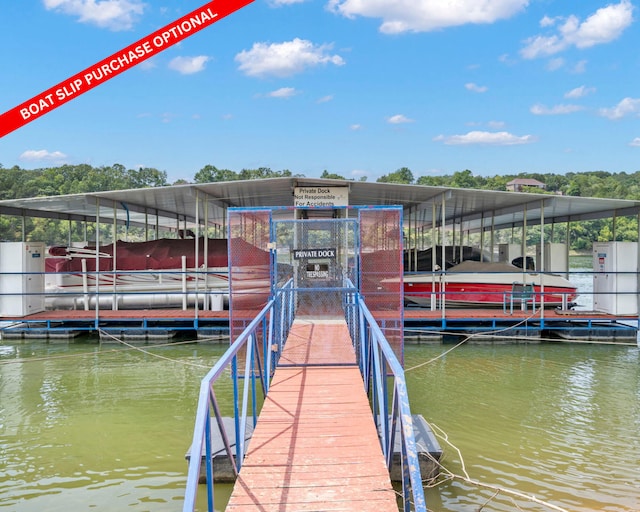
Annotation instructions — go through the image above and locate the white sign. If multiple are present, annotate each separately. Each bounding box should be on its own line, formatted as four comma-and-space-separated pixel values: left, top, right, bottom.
294, 186, 349, 207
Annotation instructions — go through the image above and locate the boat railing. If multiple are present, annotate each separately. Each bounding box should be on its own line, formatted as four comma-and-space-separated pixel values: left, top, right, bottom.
404, 267, 586, 310
182, 278, 295, 512
344, 277, 427, 512
42, 265, 231, 311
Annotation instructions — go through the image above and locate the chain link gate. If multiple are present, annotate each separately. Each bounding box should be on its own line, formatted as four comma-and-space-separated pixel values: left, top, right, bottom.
274, 218, 358, 319
228, 206, 404, 364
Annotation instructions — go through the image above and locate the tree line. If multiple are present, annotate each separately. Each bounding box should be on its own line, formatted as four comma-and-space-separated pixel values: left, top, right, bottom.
1, 162, 638, 249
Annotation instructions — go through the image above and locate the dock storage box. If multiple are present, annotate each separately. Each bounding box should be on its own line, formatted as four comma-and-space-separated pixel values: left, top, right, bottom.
593, 242, 638, 315
498, 243, 521, 265
0, 242, 46, 316
536, 243, 568, 274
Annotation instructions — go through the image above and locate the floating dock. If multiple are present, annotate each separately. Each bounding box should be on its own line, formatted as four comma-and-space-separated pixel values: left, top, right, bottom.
0, 307, 637, 343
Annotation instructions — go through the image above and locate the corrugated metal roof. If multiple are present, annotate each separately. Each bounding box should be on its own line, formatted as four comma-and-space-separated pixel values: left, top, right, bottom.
0, 177, 638, 233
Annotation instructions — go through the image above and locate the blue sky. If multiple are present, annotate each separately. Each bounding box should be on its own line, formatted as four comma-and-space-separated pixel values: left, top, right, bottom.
1, 0, 639, 183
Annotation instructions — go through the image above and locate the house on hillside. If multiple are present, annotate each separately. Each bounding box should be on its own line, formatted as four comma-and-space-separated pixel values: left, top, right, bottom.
506, 178, 546, 192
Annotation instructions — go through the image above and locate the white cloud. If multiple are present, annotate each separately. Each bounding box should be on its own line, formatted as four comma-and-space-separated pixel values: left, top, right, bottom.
465, 82, 488, 93
565, 1, 634, 49
520, 34, 565, 59
328, 0, 529, 34
521, 1, 634, 59
317, 95, 334, 103
267, 87, 298, 98
539, 15, 558, 28
487, 120, 506, 129
434, 130, 535, 145
43, 0, 145, 31
350, 124, 362, 131
236, 38, 344, 78
629, 137, 640, 147
168, 56, 210, 75
19, 149, 67, 161
387, 114, 414, 124
546, 57, 564, 71
564, 85, 595, 99
572, 59, 588, 73
599, 97, 640, 120
530, 103, 584, 115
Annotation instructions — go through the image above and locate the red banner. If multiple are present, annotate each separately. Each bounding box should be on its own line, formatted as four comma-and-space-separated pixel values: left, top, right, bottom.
0, 0, 254, 138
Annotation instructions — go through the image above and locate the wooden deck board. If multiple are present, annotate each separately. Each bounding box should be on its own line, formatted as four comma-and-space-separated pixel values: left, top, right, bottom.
225, 319, 398, 511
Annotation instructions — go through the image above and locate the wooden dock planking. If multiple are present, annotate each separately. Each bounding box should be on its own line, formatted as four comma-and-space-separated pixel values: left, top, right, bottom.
277, 318, 357, 366
225, 319, 398, 511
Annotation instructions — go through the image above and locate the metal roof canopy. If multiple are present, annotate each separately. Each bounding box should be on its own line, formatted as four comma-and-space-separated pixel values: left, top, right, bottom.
0, 177, 639, 233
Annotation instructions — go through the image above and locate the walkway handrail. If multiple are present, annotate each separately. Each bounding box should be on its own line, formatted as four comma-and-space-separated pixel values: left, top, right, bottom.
345, 279, 427, 512
183, 278, 294, 512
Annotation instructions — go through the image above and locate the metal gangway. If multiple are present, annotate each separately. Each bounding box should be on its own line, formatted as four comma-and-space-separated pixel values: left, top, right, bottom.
183, 206, 427, 511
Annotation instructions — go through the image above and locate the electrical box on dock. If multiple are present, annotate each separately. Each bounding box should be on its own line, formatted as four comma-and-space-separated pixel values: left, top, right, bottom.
592, 242, 638, 315
536, 243, 568, 274
498, 243, 521, 265
0, 242, 46, 317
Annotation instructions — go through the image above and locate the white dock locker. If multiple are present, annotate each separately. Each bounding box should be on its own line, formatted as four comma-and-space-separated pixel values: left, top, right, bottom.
536, 243, 568, 273
497, 243, 521, 264
592, 241, 638, 315
0, 242, 46, 316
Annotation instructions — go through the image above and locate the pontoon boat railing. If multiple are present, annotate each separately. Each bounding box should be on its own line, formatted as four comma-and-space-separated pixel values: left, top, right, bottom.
182, 278, 294, 512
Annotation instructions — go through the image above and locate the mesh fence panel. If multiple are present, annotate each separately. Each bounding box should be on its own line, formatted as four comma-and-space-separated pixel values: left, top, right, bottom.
359, 207, 404, 363
228, 207, 404, 365
228, 209, 272, 350
275, 219, 358, 319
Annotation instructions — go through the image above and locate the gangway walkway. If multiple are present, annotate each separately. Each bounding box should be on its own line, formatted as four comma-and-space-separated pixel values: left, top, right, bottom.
225, 317, 399, 511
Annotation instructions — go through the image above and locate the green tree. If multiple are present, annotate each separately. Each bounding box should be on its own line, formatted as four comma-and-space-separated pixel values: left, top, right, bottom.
128, 167, 168, 188
320, 170, 346, 180
194, 165, 238, 183
377, 167, 414, 184
450, 169, 478, 188
238, 167, 292, 180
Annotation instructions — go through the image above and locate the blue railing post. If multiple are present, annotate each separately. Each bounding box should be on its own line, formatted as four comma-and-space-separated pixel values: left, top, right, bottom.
344, 288, 427, 512
183, 280, 295, 512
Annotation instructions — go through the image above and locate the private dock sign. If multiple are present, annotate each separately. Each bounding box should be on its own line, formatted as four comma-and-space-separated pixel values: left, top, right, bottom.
292, 248, 336, 260
293, 187, 348, 207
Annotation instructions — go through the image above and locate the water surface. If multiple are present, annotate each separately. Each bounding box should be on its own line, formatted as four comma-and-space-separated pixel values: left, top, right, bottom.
405, 343, 640, 511
1, 339, 639, 511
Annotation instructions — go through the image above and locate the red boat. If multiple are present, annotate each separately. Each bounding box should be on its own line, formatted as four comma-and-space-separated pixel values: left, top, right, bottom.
403, 260, 578, 309
44, 238, 272, 310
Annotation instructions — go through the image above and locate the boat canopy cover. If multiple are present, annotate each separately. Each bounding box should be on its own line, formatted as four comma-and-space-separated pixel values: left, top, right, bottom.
45, 238, 231, 272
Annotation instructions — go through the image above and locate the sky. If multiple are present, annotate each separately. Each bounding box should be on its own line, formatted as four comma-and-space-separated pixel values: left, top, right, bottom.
1, 0, 639, 184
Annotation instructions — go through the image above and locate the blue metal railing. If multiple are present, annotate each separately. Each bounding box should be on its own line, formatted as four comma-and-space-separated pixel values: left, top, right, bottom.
184, 276, 425, 512
182, 279, 294, 512
345, 279, 427, 512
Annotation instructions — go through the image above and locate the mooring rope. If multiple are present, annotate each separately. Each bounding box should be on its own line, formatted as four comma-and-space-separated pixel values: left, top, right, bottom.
96, 328, 217, 368
404, 308, 544, 372
422, 422, 570, 512
0, 334, 219, 368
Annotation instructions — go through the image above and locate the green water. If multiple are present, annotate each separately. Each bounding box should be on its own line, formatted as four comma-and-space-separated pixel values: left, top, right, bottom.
405, 343, 640, 512
1, 339, 639, 511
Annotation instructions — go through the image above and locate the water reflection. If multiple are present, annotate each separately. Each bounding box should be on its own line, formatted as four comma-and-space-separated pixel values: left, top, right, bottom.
1, 339, 639, 511
0, 340, 228, 512
405, 343, 640, 512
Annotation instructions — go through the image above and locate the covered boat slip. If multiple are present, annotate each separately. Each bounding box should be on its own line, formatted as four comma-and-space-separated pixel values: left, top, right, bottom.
0, 177, 639, 342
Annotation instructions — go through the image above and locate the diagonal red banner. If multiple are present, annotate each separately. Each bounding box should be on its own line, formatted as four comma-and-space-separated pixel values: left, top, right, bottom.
0, 0, 254, 138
